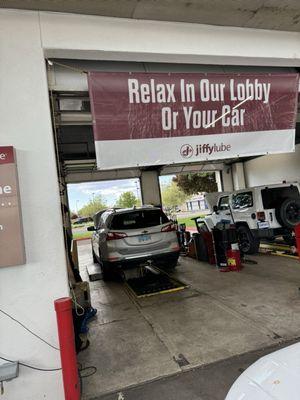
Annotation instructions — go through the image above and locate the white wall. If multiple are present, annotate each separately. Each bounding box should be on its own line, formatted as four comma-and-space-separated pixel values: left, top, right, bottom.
40, 12, 300, 66
244, 145, 300, 187
0, 11, 68, 400
0, 8, 299, 400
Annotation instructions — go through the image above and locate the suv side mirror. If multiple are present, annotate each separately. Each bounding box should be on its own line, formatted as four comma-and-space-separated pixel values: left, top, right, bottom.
87, 226, 95, 231
213, 205, 219, 213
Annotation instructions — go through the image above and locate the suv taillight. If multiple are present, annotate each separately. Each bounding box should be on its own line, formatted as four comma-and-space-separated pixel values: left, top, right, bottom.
161, 223, 176, 232
106, 232, 128, 241
256, 211, 266, 221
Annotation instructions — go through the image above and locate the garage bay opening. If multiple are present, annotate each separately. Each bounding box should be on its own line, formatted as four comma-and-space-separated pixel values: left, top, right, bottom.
48, 59, 300, 400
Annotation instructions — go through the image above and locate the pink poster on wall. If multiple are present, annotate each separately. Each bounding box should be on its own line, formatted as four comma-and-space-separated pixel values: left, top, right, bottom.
0, 146, 26, 267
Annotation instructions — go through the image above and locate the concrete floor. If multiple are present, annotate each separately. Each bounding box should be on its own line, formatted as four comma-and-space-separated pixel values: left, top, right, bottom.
77, 241, 300, 400
97, 338, 299, 400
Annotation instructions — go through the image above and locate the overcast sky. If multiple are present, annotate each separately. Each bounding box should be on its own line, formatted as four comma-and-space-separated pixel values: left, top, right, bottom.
68, 175, 173, 212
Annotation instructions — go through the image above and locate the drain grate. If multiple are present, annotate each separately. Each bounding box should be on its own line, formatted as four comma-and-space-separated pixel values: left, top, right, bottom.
125, 269, 187, 298
174, 353, 190, 367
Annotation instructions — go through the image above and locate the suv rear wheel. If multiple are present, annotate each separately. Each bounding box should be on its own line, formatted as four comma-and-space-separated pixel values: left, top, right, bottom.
101, 262, 115, 281
158, 260, 178, 271
92, 249, 98, 264
237, 225, 260, 254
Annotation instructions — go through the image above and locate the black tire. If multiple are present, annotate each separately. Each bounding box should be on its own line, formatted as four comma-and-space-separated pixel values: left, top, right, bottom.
237, 225, 260, 254
101, 262, 115, 281
165, 260, 178, 270
275, 198, 300, 229
92, 249, 98, 264
157, 259, 178, 271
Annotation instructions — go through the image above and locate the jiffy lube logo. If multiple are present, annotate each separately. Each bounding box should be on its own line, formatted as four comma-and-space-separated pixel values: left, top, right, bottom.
180, 143, 231, 158
180, 144, 193, 158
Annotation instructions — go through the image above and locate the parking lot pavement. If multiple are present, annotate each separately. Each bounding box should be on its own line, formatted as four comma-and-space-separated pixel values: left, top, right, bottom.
95, 338, 299, 400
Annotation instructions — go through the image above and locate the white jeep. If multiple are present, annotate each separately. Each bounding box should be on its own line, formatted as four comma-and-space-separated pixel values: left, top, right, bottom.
200, 182, 300, 254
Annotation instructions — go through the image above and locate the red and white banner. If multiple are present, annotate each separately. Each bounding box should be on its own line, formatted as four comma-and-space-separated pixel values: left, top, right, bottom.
88, 72, 299, 170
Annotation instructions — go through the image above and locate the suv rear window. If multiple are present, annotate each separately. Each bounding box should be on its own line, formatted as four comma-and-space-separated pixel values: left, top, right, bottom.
232, 192, 253, 209
261, 186, 300, 209
110, 209, 169, 230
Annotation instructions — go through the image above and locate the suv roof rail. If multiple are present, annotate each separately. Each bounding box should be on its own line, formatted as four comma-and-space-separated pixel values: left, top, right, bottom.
108, 207, 122, 213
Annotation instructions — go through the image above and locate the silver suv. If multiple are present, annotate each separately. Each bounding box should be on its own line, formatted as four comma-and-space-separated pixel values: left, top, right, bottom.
88, 206, 180, 280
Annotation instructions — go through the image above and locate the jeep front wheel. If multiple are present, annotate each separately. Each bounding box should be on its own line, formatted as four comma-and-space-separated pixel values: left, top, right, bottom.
237, 225, 260, 255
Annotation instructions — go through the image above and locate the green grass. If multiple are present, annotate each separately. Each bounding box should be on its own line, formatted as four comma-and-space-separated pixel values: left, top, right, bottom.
72, 231, 92, 240
177, 215, 205, 228
71, 222, 93, 229
71, 215, 204, 238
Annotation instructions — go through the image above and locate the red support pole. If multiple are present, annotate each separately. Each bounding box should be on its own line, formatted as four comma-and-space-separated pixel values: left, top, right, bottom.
54, 297, 80, 400
295, 224, 300, 262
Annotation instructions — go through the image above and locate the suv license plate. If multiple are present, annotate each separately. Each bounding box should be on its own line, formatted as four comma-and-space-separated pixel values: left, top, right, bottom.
257, 221, 270, 229
139, 234, 151, 242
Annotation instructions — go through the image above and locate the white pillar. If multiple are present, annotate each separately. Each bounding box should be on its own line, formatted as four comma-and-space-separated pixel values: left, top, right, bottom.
221, 167, 234, 192
140, 170, 162, 206
232, 162, 246, 190
215, 171, 222, 192
0, 11, 68, 400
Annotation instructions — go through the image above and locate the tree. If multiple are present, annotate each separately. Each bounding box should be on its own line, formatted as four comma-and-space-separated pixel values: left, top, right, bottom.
78, 195, 106, 217
115, 191, 140, 208
161, 181, 188, 208
173, 172, 217, 195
